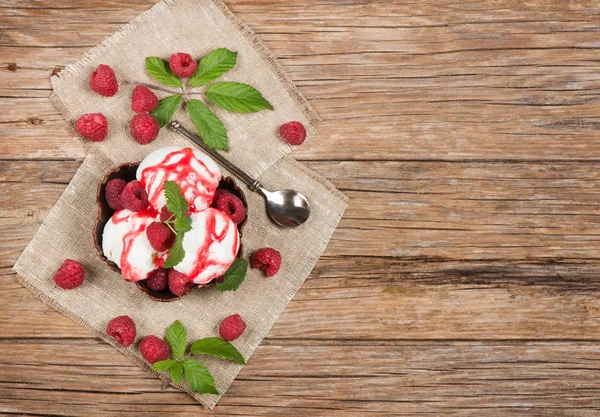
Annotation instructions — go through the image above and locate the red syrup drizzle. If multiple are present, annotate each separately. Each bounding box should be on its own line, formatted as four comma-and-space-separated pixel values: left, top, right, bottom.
112, 209, 164, 281
185, 209, 239, 284
139, 148, 220, 213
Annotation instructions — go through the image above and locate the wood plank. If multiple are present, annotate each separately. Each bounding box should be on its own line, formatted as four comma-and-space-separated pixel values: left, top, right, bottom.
1, 1, 600, 160
0, 339, 599, 416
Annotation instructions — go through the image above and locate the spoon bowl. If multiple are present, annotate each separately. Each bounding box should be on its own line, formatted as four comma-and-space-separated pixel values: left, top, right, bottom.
261, 188, 311, 227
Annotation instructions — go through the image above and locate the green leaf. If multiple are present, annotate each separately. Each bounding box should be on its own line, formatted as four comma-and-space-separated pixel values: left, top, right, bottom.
174, 215, 192, 233
151, 94, 182, 127
190, 337, 245, 365
163, 181, 188, 218
152, 359, 178, 371
166, 320, 187, 360
215, 259, 248, 292
205, 82, 273, 113
164, 233, 185, 268
182, 359, 219, 395
145, 57, 183, 88
186, 99, 229, 151
189, 48, 238, 87
170, 361, 183, 385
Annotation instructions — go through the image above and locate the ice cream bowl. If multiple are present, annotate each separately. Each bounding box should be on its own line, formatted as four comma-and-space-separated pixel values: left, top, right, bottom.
94, 163, 247, 302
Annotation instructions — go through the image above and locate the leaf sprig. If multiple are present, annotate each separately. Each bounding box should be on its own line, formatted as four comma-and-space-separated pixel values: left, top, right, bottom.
144, 48, 273, 151
152, 320, 246, 394
162, 181, 192, 268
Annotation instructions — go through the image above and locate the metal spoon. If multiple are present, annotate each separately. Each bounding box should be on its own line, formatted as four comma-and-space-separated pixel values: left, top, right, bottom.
168, 120, 311, 228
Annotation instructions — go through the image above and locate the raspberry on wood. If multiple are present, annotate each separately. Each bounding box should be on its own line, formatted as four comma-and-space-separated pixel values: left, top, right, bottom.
279, 121, 306, 146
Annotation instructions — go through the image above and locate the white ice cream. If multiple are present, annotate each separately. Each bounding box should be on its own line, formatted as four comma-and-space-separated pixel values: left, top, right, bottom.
136, 146, 221, 213
102, 209, 162, 282
174, 208, 240, 284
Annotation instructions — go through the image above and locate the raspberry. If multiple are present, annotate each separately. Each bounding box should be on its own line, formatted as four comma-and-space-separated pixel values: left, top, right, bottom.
168, 52, 198, 78
90, 64, 118, 97
146, 268, 168, 291
215, 192, 246, 224
219, 314, 246, 341
105, 178, 127, 210
146, 222, 175, 252
159, 206, 174, 222
121, 180, 149, 211
75, 113, 108, 142
131, 85, 158, 113
168, 269, 193, 296
130, 113, 160, 145
139, 335, 170, 364
251, 248, 282, 277
279, 121, 306, 146
106, 315, 136, 347
52, 259, 85, 290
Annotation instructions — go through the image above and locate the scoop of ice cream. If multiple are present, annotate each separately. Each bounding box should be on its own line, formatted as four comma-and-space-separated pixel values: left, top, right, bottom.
174, 208, 240, 284
136, 146, 221, 213
102, 209, 164, 282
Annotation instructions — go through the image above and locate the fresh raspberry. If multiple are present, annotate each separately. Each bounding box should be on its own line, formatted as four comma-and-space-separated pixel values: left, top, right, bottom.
168, 269, 193, 296
279, 121, 306, 146
105, 178, 127, 210
121, 180, 149, 211
90, 64, 118, 97
130, 113, 160, 144
215, 192, 246, 224
146, 222, 175, 252
219, 314, 246, 341
168, 52, 197, 78
146, 268, 168, 291
52, 259, 85, 290
106, 315, 136, 347
139, 335, 170, 364
159, 206, 174, 222
75, 113, 108, 142
251, 248, 282, 277
131, 85, 158, 113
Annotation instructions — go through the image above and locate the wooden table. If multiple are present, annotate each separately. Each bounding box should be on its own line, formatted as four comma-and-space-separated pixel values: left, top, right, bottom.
2, 1, 600, 415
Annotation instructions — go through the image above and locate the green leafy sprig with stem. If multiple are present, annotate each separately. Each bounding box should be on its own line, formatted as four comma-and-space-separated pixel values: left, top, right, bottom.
162, 181, 192, 268
144, 48, 273, 151
152, 320, 245, 395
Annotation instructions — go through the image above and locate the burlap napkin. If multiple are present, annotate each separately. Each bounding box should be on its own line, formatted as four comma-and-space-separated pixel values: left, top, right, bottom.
13, 0, 347, 408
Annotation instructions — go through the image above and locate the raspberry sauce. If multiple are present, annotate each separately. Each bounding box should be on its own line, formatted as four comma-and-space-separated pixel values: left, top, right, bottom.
138, 148, 221, 213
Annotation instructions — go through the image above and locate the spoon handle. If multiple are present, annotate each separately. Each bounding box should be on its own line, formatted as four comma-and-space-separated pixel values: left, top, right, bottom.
168, 120, 262, 191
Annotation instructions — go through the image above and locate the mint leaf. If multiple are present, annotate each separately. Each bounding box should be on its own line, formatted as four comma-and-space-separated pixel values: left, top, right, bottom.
182, 359, 218, 394
174, 215, 192, 233
163, 181, 188, 218
145, 57, 183, 89
190, 337, 245, 365
186, 99, 229, 151
205, 82, 273, 113
152, 359, 178, 371
166, 320, 187, 360
170, 361, 183, 385
164, 233, 185, 268
151, 94, 181, 127
215, 259, 248, 292
190, 48, 238, 87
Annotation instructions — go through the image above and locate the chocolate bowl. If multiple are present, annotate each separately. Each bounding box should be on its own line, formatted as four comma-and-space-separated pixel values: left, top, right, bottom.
93, 162, 247, 302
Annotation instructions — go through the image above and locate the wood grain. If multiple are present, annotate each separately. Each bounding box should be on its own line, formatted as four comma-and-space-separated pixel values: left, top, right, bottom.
2, 0, 600, 415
